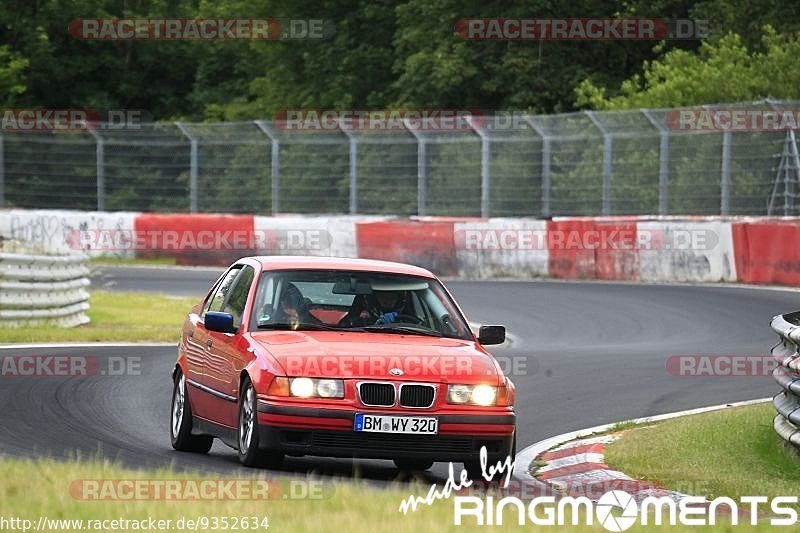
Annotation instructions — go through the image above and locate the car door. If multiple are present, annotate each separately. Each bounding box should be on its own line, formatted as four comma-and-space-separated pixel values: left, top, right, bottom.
190, 265, 243, 420
204, 265, 256, 428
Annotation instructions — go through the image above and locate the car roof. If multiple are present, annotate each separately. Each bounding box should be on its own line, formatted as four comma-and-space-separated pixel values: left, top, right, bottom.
247, 256, 436, 278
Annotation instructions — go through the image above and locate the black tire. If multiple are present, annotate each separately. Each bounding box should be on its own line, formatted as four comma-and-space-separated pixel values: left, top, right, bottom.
393, 458, 434, 471
237, 377, 284, 469
170, 371, 213, 453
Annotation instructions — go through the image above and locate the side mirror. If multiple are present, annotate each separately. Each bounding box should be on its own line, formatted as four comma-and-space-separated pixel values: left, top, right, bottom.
478, 325, 505, 345
205, 311, 237, 333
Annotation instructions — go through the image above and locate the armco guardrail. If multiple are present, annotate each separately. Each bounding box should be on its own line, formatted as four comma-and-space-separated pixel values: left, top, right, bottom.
0, 252, 91, 327
770, 312, 800, 448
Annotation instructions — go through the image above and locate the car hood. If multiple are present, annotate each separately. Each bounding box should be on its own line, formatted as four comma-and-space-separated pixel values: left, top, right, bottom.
249, 330, 501, 383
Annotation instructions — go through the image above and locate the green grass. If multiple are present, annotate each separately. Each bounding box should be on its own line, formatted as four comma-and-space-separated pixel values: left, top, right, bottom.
605, 403, 800, 502
0, 457, 779, 532
608, 419, 643, 433
90, 255, 177, 266
0, 290, 196, 343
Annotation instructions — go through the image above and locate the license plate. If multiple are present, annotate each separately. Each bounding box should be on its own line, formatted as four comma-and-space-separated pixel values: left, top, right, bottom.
354, 413, 438, 434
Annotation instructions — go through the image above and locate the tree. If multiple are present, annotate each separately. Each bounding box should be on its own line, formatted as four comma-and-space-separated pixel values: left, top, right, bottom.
0, 45, 27, 106
575, 26, 800, 109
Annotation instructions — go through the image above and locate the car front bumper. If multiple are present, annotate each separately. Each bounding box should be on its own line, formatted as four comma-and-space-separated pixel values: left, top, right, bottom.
257, 401, 515, 461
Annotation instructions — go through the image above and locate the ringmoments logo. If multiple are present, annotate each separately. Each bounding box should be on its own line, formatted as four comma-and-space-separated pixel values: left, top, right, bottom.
398, 450, 798, 529
452, 491, 798, 528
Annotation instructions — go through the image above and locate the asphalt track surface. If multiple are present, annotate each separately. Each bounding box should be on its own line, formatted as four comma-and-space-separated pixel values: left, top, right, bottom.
1, 265, 796, 486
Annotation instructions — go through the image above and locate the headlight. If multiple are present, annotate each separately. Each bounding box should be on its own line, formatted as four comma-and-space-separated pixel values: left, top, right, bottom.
447, 384, 498, 406
447, 384, 472, 404
471, 384, 497, 406
317, 379, 344, 398
290, 377, 315, 398
289, 377, 344, 399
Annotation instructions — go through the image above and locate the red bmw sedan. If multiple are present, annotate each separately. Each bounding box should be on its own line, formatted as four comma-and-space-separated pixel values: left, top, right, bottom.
170, 256, 515, 476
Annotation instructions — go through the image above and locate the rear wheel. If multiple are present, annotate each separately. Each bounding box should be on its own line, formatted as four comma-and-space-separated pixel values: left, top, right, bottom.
393, 458, 434, 471
237, 377, 284, 469
170, 371, 213, 453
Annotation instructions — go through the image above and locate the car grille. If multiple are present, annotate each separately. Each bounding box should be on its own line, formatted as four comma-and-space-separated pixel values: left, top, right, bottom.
358, 383, 395, 406
399, 384, 436, 408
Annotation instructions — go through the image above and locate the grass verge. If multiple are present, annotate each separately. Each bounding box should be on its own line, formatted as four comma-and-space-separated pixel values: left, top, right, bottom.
0, 457, 779, 532
605, 403, 800, 503
89, 255, 178, 266
0, 290, 195, 344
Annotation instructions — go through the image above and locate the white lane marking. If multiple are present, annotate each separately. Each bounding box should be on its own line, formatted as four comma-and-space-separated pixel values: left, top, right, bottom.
93, 264, 222, 272
552, 434, 616, 450
443, 276, 800, 294
0, 342, 175, 349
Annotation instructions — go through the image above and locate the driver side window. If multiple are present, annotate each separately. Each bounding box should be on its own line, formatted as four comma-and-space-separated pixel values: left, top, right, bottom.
204, 267, 242, 316
221, 266, 255, 328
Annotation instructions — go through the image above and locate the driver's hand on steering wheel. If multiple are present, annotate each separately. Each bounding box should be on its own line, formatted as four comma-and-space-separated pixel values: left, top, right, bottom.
375, 311, 399, 325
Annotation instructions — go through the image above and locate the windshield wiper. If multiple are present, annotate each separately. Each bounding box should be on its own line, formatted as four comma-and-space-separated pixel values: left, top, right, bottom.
257, 322, 363, 332
362, 325, 443, 337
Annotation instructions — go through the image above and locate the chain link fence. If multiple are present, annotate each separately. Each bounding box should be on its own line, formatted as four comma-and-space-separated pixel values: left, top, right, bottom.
2, 99, 799, 217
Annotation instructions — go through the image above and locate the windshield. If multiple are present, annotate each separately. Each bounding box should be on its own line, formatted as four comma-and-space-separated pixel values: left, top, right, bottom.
249, 270, 473, 340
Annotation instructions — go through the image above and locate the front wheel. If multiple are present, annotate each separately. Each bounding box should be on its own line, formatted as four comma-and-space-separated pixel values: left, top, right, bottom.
464, 432, 516, 482
170, 371, 213, 453
238, 377, 284, 469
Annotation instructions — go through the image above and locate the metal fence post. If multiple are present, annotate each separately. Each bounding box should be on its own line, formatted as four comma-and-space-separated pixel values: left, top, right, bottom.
404, 119, 427, 216
89, 130, 105, 211
480, 136, 490, 218
524, 117, 550, 217
642, 109, 669, 215
721, 130, 731, 215
417, 140, 427, 216
585, 111, 612, 215
0, 133, 4, 208
341, 130, 358, 214
254, 120, 280, 214
468, 116, 491, 217
175, 123, 198, 213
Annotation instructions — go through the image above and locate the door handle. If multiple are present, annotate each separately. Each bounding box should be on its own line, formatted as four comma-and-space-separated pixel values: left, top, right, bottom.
206, 339, 213, 348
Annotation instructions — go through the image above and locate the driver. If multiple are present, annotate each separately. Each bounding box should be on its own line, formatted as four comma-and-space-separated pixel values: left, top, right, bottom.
277, 283, 320, 325
373, 290, 406, 325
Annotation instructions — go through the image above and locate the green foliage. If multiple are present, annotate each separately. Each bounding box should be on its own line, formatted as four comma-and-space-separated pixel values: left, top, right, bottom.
0, 45, 27, 105
576, 26, 800, 109
1, 1, 800, 215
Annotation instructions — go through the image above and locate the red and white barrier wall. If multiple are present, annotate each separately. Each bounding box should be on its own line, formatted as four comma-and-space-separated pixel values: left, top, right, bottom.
3, 209, 800, 286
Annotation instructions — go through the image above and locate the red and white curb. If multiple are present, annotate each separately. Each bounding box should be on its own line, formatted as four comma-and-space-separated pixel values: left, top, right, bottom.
533, 433, 693, 502
513, 398, 771, 503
